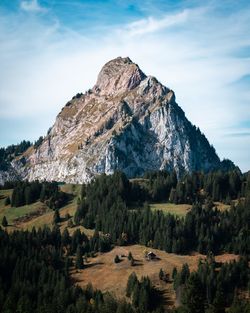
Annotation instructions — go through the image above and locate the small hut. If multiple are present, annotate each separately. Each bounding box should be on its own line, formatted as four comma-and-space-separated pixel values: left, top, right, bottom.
147, 251, 157, 260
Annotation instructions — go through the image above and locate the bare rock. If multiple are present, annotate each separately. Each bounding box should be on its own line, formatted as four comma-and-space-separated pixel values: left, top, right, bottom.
1, 57, 221, 184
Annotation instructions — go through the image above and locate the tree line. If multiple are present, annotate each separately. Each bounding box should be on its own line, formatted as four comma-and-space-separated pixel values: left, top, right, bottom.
126, 273, 162, 312
138, 169, 245, 204
0, 226, 166, 313
173, 254, 250, 313
0, 224, 248, 313
74, 169, 248, 209
10, 180, 69, 209
75, 171, 250, 255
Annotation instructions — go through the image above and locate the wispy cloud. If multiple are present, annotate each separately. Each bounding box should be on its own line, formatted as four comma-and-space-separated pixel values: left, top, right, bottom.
20, 0, 47, 13
122, 9, 190, 36
0, 0, 249, 171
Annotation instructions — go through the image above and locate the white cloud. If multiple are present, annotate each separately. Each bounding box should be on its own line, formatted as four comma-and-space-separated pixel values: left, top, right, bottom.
20, 0, 47, 13
0, 3, 249, 171
122, 10, 189, 37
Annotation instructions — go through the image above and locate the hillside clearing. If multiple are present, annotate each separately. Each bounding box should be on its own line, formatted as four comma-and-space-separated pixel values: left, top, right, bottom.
0, 189, 50, 226
150, 203, 191, 217
1, 201, 49, 225
214, 201, 231, 211
59, 183, 82, 197
16, 199, 94, 236
0, 187, 94, 236
71, 244, 238, 308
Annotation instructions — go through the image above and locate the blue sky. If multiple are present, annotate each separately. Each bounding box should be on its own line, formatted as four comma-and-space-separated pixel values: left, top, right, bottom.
0, 0, 250, 171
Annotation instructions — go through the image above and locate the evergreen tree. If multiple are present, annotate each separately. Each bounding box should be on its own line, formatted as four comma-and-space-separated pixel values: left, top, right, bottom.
181, 273, 206, 313
159, 268, 164, 281
212, 286, 225, 313
126, 272, 138, 297
130, 257, 135, 266
180, 264, 190, 284
128, 251, 133, 261
172, 267, 177, 280
75, 245, 84, 269
1, 216, 8, 227
139, 287, 149, 312
132, 283, 140, 308
4, 196, 10, 206
169, 187, 176, 203
53, 209, 61, 224
24, 186, 32, 204
62, 228, 70, 247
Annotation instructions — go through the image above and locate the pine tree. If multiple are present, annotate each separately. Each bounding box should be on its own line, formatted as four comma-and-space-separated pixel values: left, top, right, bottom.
181, 273, 205, 313
24, 186, 32, 204
2, 216, 8, 227
180, 263, 190, 284
169, 187, 176, 203
132, 283, 140, 308
4, 196, 10, 206
126, 272, 138, 297
130, 257, 135, 266
53, 209, 60, 225
128, 251, 133, 260
212, 285, 225, 313
139, 287, 149, 312
75, 245, 84, 269
172, 267, 177, 279
62, 228, 70, 247
159, 268, 164, 280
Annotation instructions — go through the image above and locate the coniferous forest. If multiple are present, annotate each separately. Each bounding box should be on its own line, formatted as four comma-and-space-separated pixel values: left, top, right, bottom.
10, 180, 69, 209
0, 169, 249, 313
75, 170, 250, 255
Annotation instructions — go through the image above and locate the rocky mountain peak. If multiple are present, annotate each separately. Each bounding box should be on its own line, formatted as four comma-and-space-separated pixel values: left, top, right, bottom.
0, 57, 225, 184
94, 56, 147, 95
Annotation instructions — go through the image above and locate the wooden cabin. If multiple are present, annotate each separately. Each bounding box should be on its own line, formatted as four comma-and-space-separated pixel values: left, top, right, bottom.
147, 251, 157, 260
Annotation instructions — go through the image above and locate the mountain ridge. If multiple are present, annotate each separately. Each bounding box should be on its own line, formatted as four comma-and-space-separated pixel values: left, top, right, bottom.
0, 57, 233, 184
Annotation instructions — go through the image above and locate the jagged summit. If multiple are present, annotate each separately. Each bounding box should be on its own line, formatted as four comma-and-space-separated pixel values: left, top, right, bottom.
94, 57, 147, 95
0, 57, 223, 184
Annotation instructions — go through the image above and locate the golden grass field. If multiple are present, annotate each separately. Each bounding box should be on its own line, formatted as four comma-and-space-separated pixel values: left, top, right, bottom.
71, 244, 239, 308
150, 203, 191, 217
213, 201, 231, 211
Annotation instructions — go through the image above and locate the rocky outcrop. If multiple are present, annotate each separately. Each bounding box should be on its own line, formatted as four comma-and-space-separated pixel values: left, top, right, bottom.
1, 57, 221, 183
94, 57, 147, 95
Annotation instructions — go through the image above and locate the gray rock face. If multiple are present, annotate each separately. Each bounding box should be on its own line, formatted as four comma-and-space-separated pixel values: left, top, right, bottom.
1, 57, 220, 183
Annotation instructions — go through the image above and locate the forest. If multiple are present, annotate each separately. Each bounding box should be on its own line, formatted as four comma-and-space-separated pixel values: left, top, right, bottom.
0, 226, 249, 313
173, 255, 249, 313
10, 180, 69, 209
0, 169, 249, 312
75, 170, 250, 255
0, 227, 135, 313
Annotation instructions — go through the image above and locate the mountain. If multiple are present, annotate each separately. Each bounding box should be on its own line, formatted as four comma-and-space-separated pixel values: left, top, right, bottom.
1, 57, 224, 184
